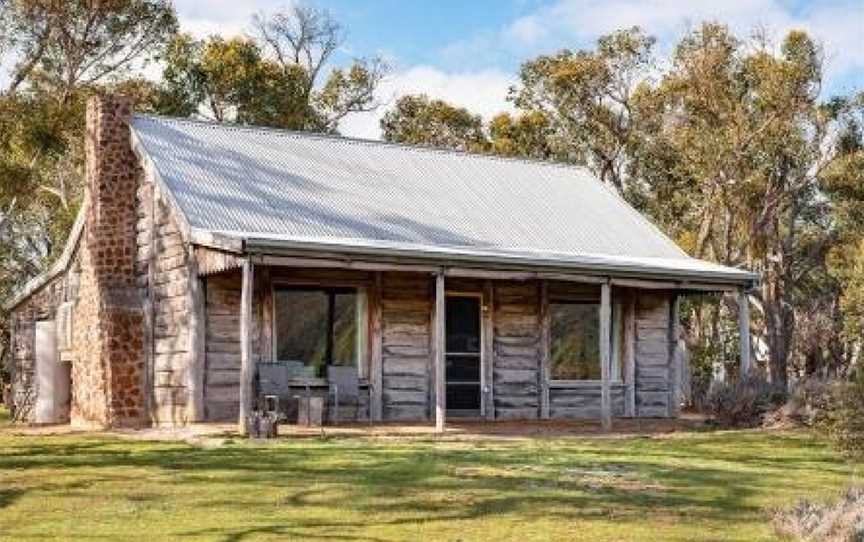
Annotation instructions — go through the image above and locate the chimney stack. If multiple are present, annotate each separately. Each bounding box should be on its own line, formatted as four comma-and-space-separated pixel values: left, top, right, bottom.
71, 94, 146, 428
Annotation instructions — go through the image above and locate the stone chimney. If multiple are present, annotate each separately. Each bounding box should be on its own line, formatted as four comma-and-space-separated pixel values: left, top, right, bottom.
71, 95, 146, 427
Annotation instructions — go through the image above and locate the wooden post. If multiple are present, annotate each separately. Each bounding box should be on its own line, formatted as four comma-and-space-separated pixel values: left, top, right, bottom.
623, 293, 636, 417
600, 281, 612, 431
238, 259, 254, 435
187, 257, 205, 422
739, 288, 751, 378
539, 281, 551, 420
369, 272, 383, 422
669, 294, 680, 417
433, 272, 446, 433
482, 280, 495, 420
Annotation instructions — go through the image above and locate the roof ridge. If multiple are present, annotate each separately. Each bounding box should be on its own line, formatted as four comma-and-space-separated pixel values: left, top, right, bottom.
132, 113, 587, 172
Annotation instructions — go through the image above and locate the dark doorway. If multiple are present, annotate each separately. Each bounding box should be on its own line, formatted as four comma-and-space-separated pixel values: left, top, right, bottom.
445, 295, 481, 417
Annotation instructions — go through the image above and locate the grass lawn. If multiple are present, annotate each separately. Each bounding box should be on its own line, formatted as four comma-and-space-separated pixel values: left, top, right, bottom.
0, 414, 859, 542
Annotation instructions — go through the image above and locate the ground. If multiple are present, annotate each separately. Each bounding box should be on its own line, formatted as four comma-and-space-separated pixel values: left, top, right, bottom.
0, 409, 860, 542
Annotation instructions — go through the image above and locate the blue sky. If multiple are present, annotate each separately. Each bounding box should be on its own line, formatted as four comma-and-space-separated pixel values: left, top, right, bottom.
178, 1, 864, 137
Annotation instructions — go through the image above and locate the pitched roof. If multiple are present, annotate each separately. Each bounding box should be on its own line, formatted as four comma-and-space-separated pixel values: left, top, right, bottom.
130, 114, 755, 285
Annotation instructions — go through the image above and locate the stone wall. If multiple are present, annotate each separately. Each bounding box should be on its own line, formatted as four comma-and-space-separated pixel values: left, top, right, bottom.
70, 95, 146, 427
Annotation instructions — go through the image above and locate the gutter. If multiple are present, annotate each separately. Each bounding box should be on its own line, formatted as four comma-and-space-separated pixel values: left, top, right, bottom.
242, 236, 759, 290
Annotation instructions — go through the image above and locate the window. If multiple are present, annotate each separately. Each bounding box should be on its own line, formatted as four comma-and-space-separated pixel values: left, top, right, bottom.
273, 287, 364, 377
550, 302, 601, 380
550, 300, 624, 381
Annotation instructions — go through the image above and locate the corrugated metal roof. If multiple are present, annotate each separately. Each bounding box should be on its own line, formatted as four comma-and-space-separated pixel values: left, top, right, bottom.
130, 114, 755, 284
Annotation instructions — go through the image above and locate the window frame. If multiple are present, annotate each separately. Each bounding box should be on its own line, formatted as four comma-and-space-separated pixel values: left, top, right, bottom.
271, 284, 367, 378
547, 296, 623, 385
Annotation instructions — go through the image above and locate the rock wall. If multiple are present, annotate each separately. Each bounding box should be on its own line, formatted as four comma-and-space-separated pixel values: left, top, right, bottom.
70, 95, 145, 427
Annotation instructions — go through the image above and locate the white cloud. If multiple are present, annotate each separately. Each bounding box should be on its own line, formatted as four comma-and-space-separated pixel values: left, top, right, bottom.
339, 66, 515, 140
173, 0, 288, 38
452, 0, 863, 95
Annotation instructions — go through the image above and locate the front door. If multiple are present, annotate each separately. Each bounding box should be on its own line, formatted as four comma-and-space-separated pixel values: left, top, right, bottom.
445, 295, 482, 417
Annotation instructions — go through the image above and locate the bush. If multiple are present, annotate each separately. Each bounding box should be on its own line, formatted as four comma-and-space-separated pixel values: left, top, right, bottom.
706, 375, 787, 428
773, 487, 864, 541
764, 377, 835, 429
821, 371, 864, 459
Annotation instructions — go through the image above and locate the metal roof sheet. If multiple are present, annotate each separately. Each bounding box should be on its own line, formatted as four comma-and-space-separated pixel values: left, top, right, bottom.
130, 114, 755, 284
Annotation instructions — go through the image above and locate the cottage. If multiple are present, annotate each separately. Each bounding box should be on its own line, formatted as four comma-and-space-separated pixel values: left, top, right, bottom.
5, 95, 757, 431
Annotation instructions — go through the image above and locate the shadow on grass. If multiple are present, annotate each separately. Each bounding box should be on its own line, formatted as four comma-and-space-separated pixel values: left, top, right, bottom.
0, 429, 854, 541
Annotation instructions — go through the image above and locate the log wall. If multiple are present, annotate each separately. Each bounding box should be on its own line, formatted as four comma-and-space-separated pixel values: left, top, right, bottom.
381, 272, 433, 421
634, 292, 674, 417
194, 269, 677, 423
136, 183, 197, 425
492, 281, 541, 420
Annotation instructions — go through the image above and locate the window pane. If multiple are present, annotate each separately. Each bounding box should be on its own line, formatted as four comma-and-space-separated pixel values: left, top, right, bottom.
274, 290, 329, 375
332, 292, 358, 366
550, 303, 600, 380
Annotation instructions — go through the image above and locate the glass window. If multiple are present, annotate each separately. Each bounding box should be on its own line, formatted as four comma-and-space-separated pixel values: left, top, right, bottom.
274, 287, 361, 377
550, 302, 601, 380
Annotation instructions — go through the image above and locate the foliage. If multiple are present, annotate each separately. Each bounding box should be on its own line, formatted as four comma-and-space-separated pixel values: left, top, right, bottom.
0, 0, 178, 373
510, 27, 655, 191
489, 111, 558, 160
380, 94, 488, 151
706, 374, 786, 428
0, 428, 858, 540
764, 377, 835, 428
772, 486, 864, 542
821, 371, 864, 459
158, 4, 387, 131
379, 23, 864, 390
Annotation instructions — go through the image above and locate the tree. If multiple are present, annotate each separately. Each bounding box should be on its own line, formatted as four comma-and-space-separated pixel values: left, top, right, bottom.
2, 0, 176, 98
511, 27, 655, 191
0, 0, 178, 381
380, 94, 488, 152
156, 34, 313, 127
489, 111, 557, 160
157, 4, 386, 132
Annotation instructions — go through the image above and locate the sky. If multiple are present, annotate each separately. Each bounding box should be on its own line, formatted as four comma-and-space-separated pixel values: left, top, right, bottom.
150, 1, 864, 139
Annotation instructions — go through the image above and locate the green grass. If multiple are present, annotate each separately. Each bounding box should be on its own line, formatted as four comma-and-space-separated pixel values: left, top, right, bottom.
0, 425, 859, 541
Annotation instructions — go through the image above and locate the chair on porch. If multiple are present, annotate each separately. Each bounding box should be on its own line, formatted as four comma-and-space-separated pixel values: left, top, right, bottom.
327, 366, 360, 424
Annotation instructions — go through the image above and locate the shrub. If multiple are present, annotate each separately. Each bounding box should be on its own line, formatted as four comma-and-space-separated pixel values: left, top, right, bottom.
772, 487, 864, 541
764, 377, 835, 429
706, 375, 786, 428
821, 371, 864, 459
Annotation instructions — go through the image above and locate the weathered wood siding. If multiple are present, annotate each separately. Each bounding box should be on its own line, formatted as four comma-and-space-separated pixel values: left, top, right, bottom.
549, 384, 626, 418
634, 292, 673, 417
136, 183, 196, 425
203, 271, 242, 421
381, 272, 433, 421
492, 281, 541, 420
193, 269, 675, 423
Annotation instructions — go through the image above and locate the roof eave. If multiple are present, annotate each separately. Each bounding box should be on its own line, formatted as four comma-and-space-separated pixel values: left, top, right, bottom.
3, 198, 89, 311
241, 236, 758, 290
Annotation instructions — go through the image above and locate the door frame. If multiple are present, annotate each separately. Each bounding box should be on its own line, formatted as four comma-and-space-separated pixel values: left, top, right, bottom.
444, 291, 485, 418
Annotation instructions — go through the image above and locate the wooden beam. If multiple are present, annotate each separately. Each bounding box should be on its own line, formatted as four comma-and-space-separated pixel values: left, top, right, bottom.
739, 288, 751, 377
238, 259, 254, 435
433, 273, 446, 433
369, 272, 383, 422
600, 281, 612, 431
539, 281, 551, 420
187, 256, 205, 422
482, 280, 495, 420
256, 254, 437, 274
623, 293, 636, 417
